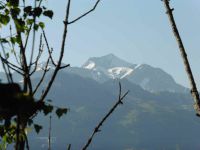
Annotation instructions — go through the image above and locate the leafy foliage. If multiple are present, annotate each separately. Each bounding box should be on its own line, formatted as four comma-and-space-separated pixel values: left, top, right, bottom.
0, 0, 67, 147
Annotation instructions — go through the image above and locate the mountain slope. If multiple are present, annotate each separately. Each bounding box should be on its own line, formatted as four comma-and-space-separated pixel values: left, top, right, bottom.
126, 64, 187, 93
81, 54, 187, 93
27, 72, 197, 150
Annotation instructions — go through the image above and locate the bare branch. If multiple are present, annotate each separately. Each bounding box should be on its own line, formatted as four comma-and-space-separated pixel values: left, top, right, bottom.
68, 0, 101, 25
0, 54, 11, 82
48, 115, 52, 150
81, 83, 129, 150
9, 25, 20, 65
30, 34, 44, 75
33, 55, 51, 95
0, 56, 23, 71
42, 30, 57, 66
29, 0, 37, 68
162, 0, 200, 116
59, 64, 70, 69
0, 57, 24, 75
0, 41, 14, 82
24, 25, 33, 51
67, 144, 71, 150
39, 0, 71, 101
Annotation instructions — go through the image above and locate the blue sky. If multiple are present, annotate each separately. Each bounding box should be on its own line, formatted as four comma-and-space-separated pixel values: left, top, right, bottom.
1, 0, 200, 88
43, 0, 200, 88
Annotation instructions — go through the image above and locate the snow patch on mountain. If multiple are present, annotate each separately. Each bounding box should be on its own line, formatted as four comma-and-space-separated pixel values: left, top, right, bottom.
84, 61, 96, 69
108, 67, 133, 79
134, 64, 142, 70
82, 53, 134, 70
35, 62, 56, 72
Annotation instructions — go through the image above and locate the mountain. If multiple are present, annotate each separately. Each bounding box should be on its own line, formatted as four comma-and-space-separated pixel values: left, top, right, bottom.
82, 53, 135, 70
1, 54, 199, 149
81, 54, 188, 93
26, 71, 198, 150
0, 54, 187, 93
126, 64, 187, 93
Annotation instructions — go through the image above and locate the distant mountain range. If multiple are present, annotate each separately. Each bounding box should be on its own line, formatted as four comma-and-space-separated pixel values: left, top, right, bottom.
0, 53, 188, 93
80, 54, 188, 93
2, 54, 199, 150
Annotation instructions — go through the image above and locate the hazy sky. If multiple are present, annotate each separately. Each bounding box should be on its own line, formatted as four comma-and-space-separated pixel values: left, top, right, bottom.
1, 0, 200, 88
43, 0, 200, 88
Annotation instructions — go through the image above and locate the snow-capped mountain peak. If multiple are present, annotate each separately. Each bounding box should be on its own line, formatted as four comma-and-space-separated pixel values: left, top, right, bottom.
81, 54, 187, 93
82, 53, 135, 70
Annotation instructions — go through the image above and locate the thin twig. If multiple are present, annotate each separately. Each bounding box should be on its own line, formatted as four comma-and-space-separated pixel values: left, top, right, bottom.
30, 34, 44, 75
68, 0, 101, 25
33, 54, 51, 95
42, 30, 57, 66
0, 56, 23, 71
25, 133, 30, 150
48, 115, 52, 150
9, 25, 20, 65
162, 0, 200, 116
82, 83, 129, 150
67, 144, 71, 150
0, 41, 13, 83
29, 0, 37, 68
59, 64, 70, 69
0, 53, 11, 82
15, 114, 20, 150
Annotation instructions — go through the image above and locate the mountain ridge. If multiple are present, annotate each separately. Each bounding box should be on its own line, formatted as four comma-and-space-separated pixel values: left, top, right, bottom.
0, 53, 188, 93
81, 54, 188, 93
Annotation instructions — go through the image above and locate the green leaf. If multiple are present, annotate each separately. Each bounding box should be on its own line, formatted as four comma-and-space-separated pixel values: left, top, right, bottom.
43, 10, 53, 19
14, 18, 25, 32
26, 19, 34, 25
0, 5, 5, 10
24, 6, 32, 14
8, 0, 19, 7
4, 9, 9, 15
38, 22, 45, 29
56, 108, 68, 118
34, 24, 39, 31
0, 38, 9, 43
10, 37, 16, 44
42, 104, 53, 116
34, 7, 43, 17
34, 124, 42, 134
0, 14, 10, 25
11, 7, 21, 18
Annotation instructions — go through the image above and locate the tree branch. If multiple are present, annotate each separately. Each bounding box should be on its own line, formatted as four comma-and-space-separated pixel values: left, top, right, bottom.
33, 54, 51, 95
162, 0, 200, 116
68, 0, 101, 25
81, 82, 129, 150
30, 34, 44, 76
42, 30, 57, 67
39, 0, 72, 101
